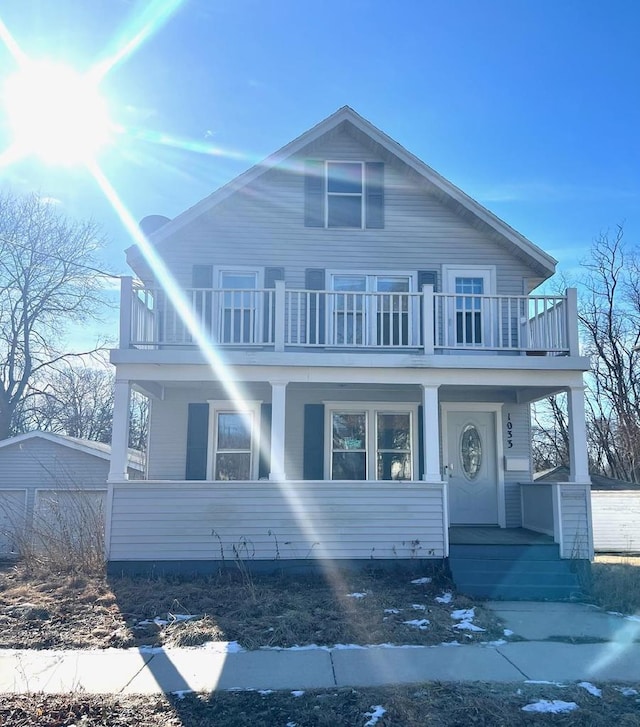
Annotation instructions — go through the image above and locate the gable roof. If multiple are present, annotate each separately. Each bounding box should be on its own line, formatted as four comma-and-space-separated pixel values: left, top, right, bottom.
129, 106, 556, 279
0, 431, 145, 471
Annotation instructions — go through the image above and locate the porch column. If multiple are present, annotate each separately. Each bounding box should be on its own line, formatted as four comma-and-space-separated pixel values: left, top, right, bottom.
269, 381, 288, 480
567, 385, 590, 483
108, 379, 131, 482
422, 384, 442, 483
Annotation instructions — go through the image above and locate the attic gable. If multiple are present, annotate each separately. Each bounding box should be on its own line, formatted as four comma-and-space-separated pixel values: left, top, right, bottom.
128, 106, 555, 281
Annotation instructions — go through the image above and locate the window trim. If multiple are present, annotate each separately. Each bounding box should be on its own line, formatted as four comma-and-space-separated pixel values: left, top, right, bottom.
323, 402, 418, 481
325, 160, 365, 229
206, 400, 262, 480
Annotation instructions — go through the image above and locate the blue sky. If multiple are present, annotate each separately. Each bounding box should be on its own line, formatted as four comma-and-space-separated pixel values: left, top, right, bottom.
1, 0, 639, 344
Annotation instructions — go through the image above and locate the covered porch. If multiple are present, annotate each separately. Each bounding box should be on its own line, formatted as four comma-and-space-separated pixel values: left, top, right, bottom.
106, 365, 593, 571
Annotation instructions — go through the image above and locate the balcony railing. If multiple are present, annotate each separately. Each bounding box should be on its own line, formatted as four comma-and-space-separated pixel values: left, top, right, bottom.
119, 278, 579, 356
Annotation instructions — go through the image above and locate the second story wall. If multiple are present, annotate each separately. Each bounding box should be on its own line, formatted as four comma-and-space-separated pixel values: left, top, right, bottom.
130, 123, 544, 296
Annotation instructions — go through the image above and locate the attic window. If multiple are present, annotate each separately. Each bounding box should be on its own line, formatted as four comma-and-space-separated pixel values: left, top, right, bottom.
327, 161, 363, 228
305, 160, 384, 229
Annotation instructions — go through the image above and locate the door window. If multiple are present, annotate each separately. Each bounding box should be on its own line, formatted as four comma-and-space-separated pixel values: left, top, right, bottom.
220, 270, 258, 343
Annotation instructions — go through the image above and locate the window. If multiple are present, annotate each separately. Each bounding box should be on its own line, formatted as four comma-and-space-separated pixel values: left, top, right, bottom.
326, 161, 363, 228
219, 269, 259, 344
208, 401, 261, 480
327, 404, 416, 480
455, 276, 484, 345
330, 272, 415, 346
305, 160, 383, 229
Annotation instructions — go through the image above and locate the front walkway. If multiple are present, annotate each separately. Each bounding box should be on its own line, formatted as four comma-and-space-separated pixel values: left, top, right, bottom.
1, 603, 638, 693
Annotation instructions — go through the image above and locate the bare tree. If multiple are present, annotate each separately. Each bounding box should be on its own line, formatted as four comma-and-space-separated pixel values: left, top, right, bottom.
532, 226, 640, 482
17, 363, 114, 442
578, 227, 640, 481
0, 192, 106, 440
14, 361, 149, 452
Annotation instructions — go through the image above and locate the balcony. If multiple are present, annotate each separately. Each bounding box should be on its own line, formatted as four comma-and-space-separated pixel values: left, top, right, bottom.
119, 278, 579, 356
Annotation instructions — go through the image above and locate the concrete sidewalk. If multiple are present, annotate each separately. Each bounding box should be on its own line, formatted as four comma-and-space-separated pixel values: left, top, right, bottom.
1, 602, 638, 695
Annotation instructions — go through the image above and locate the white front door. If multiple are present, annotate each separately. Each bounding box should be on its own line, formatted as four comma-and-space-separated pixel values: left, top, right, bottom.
446, 410, 499, 525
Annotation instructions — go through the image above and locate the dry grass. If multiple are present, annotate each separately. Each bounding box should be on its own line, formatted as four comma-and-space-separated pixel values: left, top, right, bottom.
590, 556, 640, 616
0, 562, 503, 650
2, 682, 640, 726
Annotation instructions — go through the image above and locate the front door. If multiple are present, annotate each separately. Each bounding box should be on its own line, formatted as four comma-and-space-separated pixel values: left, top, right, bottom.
446, 410, 498, 525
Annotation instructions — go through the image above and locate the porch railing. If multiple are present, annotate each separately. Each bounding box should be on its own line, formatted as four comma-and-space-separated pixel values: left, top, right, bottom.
120, 278, 579, 356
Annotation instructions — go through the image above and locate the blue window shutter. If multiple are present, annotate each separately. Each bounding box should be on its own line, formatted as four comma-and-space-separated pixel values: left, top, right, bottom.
305, 268, 326, 344
192, 265, 213, 288
417, 270, 438, 291
305, 160, 325, 227
417, 405, 424, 480
303, 404, 325, 479
258, 403, 272, 479
365, 162, 384, 229
263, 267, 284, 343
186, 403, 209, 480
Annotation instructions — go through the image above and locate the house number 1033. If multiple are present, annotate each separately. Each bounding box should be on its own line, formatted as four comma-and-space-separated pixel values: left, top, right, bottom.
506, 413, 513, 448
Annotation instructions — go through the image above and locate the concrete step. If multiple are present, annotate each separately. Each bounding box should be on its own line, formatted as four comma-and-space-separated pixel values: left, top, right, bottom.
456, 582, 584, 600
448, 558, 575, 575
449, 544, 562, 561
450, 570, 580, 588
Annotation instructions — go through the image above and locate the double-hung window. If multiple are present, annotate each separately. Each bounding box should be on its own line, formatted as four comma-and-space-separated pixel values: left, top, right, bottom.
328, 404, 416, 480
330, 272, 415, 346
208, 401, 261, 480
326, 161, 363, 228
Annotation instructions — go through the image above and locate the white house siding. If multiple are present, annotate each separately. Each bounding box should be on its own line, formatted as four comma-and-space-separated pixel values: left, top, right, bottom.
108, 481, 447, 562
131, 127, 538, 295
592, 491, 640, 553
559, 484, 592, 559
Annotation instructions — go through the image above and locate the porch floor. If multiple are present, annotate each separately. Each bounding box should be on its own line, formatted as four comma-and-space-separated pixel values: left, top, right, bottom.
449, 527, 554, 546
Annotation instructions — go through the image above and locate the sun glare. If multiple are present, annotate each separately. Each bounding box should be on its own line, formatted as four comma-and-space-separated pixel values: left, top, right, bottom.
4, 60, 112, 166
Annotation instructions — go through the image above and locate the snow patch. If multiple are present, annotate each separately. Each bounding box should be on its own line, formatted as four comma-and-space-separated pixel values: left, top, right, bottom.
258, 689, 273, 695
171, 690, 193, 699
384, 608, 401, 614
503, 628, 514, 637
347, 592, 367, 599
403, 618, 430, 630
291, 690, 305, 697
453, 620, 485, 632
411, 604, 426, 611
451, 608, 475, 621
578, 681, 602, 697
525, 680, 566, 687
615, 687, 639, 697
521, 700, 578, 714
410, 577, 432, 585
435, 592, 452, 604
364, 705, 387, 726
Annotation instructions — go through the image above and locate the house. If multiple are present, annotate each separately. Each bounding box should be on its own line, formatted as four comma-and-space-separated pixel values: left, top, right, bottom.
0, 431, 144, 556
536, 466, 640, 554
108, 107, 593, 598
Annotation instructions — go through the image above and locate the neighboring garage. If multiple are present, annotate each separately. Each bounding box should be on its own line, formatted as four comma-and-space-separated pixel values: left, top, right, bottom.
0, 431, 144, 556
535, 466, 640, 554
